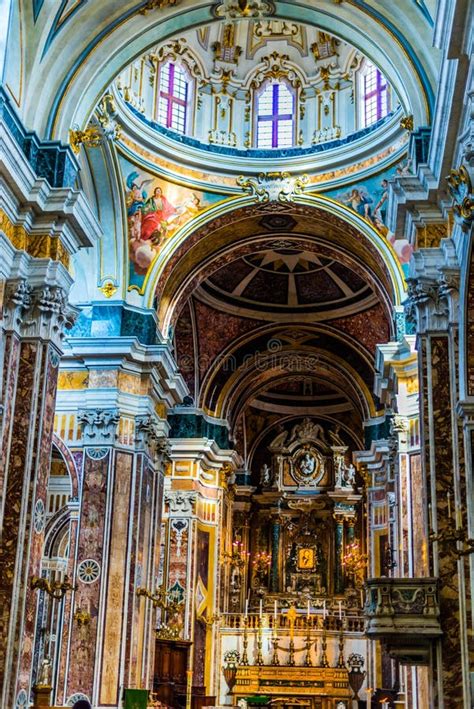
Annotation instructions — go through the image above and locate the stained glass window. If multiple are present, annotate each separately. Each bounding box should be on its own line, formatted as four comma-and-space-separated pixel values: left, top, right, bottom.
361, 63, 389, 127
256, 81, 295, 149
158, 61, 188, 134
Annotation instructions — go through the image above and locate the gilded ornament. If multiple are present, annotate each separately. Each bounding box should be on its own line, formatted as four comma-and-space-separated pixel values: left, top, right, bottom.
400, 114, 414, 131
447, 164, 474, 229
99, 281, 118, 298
69, 127, 103, 154
214, 0, 275, 20
140, 0, 181, 14
0, 209, 70, 267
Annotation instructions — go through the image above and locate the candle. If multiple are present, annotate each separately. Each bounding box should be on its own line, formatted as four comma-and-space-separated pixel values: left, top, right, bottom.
245, 599, 249, 616
428, 503, 433, 530
338, 601, 342, 620
323, 600, 326, 618
447, 491, 451, 519
456, 506, 462, 529
259, 599, 263, 618
274, 600, 277, 620
307, 600, 310, 619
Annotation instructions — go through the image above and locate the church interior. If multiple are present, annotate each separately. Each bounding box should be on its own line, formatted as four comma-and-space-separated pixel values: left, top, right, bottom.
0, 1, 473, 708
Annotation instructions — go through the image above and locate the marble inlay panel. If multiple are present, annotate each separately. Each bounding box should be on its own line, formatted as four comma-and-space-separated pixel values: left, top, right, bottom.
99, 452, 133, 705
66, 452, 109, 698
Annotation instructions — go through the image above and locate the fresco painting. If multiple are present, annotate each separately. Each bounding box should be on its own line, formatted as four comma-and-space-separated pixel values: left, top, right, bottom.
119, 156, 226, 290
327, 159, 414, 274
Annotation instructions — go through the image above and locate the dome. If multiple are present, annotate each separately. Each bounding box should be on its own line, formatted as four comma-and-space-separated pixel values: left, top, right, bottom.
111, 18, 402, 174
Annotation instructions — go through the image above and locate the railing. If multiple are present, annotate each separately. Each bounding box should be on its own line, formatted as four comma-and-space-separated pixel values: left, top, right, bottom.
220, 613, 364, 633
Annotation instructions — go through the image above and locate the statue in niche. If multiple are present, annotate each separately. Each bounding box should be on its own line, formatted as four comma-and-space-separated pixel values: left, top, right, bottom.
260, 463, 272, 487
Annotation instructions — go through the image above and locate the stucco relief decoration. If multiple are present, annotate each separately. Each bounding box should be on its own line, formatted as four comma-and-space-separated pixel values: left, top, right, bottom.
214, 0, 275, 20
165, 490, 197, 514
77, 408, 120, 445
447, 165, 474, 231
120, 156, 225, 290
77, 559, 101, 584
140, 0, 181, 14
237, 172, 309, 203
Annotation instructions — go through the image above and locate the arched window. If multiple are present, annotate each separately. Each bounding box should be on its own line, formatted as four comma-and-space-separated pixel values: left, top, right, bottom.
255, 80, 295, 149
359, 62, 390, 128
157, 61, 189, 134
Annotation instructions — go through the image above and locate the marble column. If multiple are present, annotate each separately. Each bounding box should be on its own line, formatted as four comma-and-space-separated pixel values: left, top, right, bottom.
270, 516, 281, 593
407, 241, 471, 707
0, 264, 76, 709
334, 513, 345, 594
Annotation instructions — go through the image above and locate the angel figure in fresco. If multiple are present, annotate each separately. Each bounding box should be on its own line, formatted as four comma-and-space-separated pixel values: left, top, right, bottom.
343, 188, 373, 219
141, 186, 178, 244
126, 171, 153, 216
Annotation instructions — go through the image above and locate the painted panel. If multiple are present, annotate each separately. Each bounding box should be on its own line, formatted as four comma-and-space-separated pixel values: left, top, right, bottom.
118, 155, 227, 291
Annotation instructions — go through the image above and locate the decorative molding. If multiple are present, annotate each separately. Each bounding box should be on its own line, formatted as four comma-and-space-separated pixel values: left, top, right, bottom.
77, 408, 120, 445
0, 209, 70, 267
3, 279, 78, 346
237, 172, 309, 203
214, 0, 275, 21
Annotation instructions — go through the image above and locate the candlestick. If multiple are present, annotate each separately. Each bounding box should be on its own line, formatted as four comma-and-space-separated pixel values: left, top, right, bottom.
428, 502, 433, 530
241, 615, 249, 666
255, 616, 264, 666
271, 624, 280, 666
304, 617, 312, 667
320, 625, 329, 668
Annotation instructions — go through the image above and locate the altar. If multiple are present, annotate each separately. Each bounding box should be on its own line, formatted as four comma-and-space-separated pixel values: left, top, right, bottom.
231, 665, 351, 709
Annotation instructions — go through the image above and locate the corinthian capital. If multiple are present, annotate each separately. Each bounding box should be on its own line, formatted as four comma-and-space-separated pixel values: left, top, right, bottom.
78, 408, 120, 445
3, 279, 78, 346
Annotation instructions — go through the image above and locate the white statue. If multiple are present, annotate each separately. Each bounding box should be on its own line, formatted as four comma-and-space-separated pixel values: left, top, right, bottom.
344, 463, 356, 487
298, 452, 315, 476
37, 656, 52, 686
260, 463, 272, 487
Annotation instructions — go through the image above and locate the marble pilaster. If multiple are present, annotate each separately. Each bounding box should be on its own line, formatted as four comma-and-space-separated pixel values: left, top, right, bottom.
406, 241, 471, 707
0, 261, 76, 709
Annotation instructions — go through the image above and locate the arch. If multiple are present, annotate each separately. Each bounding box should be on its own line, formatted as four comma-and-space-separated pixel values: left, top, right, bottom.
142, 194, 406, 332
12, 2, 436, 138
52, 434, 80, 498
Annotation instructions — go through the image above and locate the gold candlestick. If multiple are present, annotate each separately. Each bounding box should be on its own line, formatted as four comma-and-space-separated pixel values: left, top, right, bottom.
288, 636, 295, 666
320, 624, 329, 668
336, 624, 345, 668
304, 618, 313, 667
241, 616, 249, 666
271, 626, 280, 666
255, 617, 264, 666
